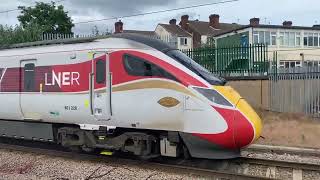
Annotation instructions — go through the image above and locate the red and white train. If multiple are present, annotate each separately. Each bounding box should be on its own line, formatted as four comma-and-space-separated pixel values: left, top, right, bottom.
0, 34, 262, 159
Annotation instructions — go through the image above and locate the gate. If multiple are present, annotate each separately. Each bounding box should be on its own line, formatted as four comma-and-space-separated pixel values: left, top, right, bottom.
269, 67, 320, 118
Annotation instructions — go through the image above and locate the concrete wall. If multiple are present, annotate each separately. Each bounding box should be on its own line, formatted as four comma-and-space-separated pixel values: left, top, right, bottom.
226, 79, 270, 110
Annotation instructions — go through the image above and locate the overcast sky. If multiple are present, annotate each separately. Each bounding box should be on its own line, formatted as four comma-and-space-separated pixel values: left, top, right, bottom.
0, 0, 319, 34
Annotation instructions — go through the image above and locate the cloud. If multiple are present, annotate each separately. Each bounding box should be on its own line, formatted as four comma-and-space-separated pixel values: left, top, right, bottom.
67, 0, 178, 18
1, 0, 320, 34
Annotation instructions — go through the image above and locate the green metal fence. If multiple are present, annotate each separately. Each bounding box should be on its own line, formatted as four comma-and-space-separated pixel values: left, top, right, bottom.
182, 44, 269, 77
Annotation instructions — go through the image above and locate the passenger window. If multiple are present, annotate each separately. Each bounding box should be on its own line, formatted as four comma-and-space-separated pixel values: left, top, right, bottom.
96, 59, 106, 84
123, 54, 178, 81
24, 63, 35, 92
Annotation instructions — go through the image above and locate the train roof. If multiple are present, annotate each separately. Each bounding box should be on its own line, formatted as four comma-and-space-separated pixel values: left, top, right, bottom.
0, 33, 174, 57
112, 33, 174, 52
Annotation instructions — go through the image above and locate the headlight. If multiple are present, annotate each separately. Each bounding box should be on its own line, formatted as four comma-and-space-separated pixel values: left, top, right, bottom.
193, 87, 233, 107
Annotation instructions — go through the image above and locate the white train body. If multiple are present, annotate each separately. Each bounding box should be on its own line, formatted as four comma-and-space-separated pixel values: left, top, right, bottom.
0, 34, 262, 159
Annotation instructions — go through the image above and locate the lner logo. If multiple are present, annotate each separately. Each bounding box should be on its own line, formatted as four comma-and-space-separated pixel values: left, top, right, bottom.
45, 70, 80, 88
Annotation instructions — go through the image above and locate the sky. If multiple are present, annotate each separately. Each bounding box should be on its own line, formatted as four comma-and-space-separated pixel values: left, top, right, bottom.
0, 0, 319, 34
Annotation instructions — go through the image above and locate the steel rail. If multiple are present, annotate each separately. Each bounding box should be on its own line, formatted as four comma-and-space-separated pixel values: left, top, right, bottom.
246, 144, 320, 157
0, 141, 271, 180
238, 157, 320, 171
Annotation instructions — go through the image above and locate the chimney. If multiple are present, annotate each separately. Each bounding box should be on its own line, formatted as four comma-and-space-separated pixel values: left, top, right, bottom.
313, 24, 320, 29
283, 21, 293, 27
250, 18, 260, 26
179, 15, 189, 30
209, 14, 220, 29
169, 19, 177, 25
114, 20, 123, 34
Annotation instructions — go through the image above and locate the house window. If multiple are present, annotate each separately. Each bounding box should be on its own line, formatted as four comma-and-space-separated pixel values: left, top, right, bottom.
314, 33, 319, 46
279, 61, 285, 68
279, 31, 301, 47
265, 32, 271, 45
303, 61, 320, 67
296, 33, 301, 46
279, 32, 284, 46
24, 63, 35, 92
304, 34, 308, 46
259, 31, 265, 44
271, 32, 277, 45
279, 61, 303, 68
123, 54, 177, 81
253, 31, 259, 44
253, 31, 276, 45
96, 59, 106, 84
308, 33, 314, 46
284, 32, 289, 46
289, 32, 295, 47
303, 33, 320, 47
180, 38, 188, 46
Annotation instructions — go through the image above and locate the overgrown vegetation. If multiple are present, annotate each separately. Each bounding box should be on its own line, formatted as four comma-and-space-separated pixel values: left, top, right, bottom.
0, 24, 44, 47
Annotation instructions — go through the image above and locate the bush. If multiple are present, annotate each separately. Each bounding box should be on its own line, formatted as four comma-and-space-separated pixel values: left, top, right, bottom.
0, 24, 44, 47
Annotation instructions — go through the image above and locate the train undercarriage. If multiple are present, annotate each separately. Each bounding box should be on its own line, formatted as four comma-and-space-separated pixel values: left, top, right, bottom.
0, 119, 185, 159
0, 119, 240, 159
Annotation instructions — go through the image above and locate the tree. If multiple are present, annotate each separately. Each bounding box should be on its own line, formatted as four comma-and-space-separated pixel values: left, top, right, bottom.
18, 1, 74, 34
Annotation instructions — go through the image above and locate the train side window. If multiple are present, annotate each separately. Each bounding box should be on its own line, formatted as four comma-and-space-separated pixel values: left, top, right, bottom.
24, 63, 35, 92
123, 54, 178, 81
96, 59, 106, 84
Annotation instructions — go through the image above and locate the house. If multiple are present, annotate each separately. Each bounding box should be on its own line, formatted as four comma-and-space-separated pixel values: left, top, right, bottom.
114, 20, 191, 49
155, 19, 193, 50
214, 18, 320, 68
113, 14, 244, 49
177, 14, 244, 48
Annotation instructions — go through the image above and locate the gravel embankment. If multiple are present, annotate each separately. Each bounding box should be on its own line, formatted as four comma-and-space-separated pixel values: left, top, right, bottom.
240, 149, 320, 180
0, 149, 209, 180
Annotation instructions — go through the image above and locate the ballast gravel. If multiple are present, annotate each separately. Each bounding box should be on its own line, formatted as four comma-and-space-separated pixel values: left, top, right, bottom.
0, 149, 210, 180
241, 150, 320, 165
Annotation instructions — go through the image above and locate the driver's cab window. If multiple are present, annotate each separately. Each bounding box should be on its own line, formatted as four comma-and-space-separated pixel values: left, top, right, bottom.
123, 54, 177, 81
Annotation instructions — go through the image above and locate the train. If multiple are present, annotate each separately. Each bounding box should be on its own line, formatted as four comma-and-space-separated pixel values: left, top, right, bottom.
0, 33, 262, 159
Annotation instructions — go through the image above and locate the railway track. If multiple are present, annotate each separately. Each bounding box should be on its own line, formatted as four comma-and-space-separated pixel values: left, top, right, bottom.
0, 139, 319, 180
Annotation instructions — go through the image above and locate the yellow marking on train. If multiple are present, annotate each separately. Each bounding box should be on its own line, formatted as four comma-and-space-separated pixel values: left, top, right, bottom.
98, 136, 106, 140
84, 100, 89, 108
214, 85, 262, 142
88, 52, 94, 60
100, 151, 113, 156
40, 83, 43, 93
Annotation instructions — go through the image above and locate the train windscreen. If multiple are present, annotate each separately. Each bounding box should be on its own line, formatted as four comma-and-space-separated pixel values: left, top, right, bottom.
166, 50, 226, 85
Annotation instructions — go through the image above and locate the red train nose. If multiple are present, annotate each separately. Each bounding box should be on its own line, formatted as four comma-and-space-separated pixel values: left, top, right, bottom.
210, 106, 256, 149
193, 106, 256, 150
234, 110, 255, 148
234, 99, 262, 148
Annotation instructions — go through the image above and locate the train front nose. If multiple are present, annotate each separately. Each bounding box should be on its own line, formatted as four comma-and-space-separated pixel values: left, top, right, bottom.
214, 86, 262, 148
234, 98, 262, 148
